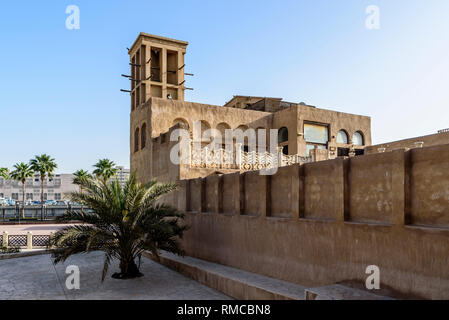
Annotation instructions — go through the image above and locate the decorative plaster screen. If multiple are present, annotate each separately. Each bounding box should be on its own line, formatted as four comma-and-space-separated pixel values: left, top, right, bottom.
304, 123, 329, 144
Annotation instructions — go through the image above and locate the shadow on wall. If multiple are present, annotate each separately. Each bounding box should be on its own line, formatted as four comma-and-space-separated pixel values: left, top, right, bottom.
171, 143, 449, 300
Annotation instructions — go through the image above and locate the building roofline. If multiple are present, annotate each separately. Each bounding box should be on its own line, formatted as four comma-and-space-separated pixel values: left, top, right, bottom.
224, 95, 283, 106
128, 33, 189, 54
369, 130, 449, 148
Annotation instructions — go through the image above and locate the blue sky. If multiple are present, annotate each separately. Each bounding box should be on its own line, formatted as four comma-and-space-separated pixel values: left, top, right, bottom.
1, 0, 448, 172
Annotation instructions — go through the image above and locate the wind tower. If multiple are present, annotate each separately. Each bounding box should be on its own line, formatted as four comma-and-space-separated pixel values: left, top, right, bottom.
125, 33, 190, 111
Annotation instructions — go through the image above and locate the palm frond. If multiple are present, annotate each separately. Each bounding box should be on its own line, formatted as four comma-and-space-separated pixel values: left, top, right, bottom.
51, 172, 187, 281
101, 252, 114, 282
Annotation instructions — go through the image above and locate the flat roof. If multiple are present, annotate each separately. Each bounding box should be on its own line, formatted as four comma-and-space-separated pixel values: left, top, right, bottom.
129, 32, 189, 54
224, 95, 283, 106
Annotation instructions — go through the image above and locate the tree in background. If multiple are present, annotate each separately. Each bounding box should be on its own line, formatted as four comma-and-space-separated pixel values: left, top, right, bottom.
30, 154, 57, 220
51, 174, 187, 280
0, 167, 9, 180
73, 169, 91, 193
93, 159, 117, 183
10, 163, 34, 218
0, 168, 9, 221
73, 169, 91, 213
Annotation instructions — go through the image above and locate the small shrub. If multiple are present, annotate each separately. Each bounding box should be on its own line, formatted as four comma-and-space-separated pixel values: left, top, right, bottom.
0, 246, 20, 254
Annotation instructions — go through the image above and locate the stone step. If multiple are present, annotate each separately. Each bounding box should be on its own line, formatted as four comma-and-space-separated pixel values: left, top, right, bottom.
145, 251, 395, 300
305, 284, 394, 300
143, 251, 307, 300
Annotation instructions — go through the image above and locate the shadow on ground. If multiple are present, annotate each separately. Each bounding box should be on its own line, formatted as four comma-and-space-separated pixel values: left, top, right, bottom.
0, 251, 231, 300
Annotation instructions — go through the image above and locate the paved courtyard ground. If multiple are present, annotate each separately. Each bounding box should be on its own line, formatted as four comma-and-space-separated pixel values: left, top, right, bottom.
0, 251, 231, 300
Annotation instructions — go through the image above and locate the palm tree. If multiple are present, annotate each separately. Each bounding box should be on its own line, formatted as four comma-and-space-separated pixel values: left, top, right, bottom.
73, 169, 91, 193
93, 159, 117, 183
50, 174, 187, 281
0, 168, 9, 221
0, 167, 9, 179
73, 169, 91, 213
30, 154, 58, 220
10, 163, 34, 219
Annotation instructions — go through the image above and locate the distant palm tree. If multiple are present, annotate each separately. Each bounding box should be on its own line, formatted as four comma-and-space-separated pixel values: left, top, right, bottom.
73, 169, 91, 213
0, 167, 9, 179
30, 154, 57, 220
51, 174, 187, 281
0, 168, 9, 221
10, 163, 34, 218
93, 159, 117, 183
73, 169, 91, 193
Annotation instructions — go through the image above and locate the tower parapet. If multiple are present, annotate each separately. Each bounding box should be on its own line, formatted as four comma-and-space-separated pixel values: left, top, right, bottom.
128, 33, 188, 111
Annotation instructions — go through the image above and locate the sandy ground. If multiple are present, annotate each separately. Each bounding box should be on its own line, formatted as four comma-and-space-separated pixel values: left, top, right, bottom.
0, 223, 76, 235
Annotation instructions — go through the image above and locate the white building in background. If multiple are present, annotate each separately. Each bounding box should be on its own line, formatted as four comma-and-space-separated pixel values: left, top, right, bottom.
0, 173, 77, 201
0, 166, 130, 201
114, 166, 131, 187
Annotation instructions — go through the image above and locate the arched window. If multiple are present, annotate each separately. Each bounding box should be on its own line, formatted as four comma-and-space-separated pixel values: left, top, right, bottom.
278, 127, 289, 155
141, 123, 147, 149
192, 120, 211, 145
256, 127, 266, 152
200, 120, 211, 143
337, 130, 349, 144
216, 122, 231, 146
234, 125, 251, 152
134, 127, 140, 153
352, 131, 364, 146
278, 127, 288, 144
236, 125, 249, 131
216, 122, 231, 136
172, 118, 189, 130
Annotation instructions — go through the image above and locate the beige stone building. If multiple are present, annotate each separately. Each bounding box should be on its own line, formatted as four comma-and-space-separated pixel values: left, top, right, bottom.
129, 33, 371, 183
126, 33, 449, 300
365, 129, 449, 154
